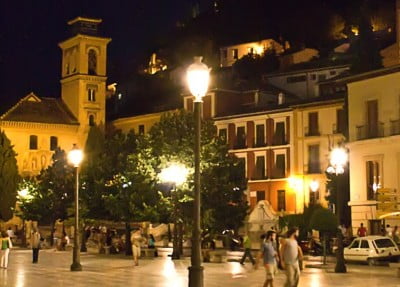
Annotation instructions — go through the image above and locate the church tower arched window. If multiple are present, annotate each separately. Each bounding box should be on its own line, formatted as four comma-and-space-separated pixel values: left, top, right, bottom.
88, 49, 97, 75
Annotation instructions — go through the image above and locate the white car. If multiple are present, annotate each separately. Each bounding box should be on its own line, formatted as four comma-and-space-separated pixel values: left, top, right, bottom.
344, 236, 400, 265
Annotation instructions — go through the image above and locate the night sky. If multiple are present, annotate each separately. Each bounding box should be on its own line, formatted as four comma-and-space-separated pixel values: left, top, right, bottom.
0, 0, 395, 113
0, 0, 212, 111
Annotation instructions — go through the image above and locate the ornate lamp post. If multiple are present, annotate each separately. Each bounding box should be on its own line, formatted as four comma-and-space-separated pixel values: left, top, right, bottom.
68, 144, 84, 272
327, 147, 347, 273
159, 163, 189, 260
187, 56, 210, 287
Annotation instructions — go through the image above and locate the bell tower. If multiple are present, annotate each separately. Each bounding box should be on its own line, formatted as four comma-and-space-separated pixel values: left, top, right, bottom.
59, 17, 111, 131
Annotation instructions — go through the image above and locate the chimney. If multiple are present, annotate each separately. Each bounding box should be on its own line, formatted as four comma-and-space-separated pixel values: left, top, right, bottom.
278, 93, 285, 105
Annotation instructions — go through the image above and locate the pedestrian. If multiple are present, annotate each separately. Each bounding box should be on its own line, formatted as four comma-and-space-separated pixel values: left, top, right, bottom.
393, 226, 400, 244
148, 234, 158, 257
281, 227, 303, 287
357, 223, 367, 237
30, 228, 41, 263
239, 232, 255, 266
385, 224, 393, 237
131, 228, 143, 266
259, 230, 278, 287
1, 231, 13, 269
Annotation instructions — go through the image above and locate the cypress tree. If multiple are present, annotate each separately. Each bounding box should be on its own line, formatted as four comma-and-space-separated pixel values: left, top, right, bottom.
0, 129, 20, 221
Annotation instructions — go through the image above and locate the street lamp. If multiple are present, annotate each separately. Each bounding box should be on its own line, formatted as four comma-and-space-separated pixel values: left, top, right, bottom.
327, 147, 347, 273
159, 163, 189, 260
68, 144, 83, 272
187, 56, 210, 287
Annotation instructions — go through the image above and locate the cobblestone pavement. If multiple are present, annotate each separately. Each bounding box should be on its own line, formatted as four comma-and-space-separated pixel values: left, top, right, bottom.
0, 249, 399, 287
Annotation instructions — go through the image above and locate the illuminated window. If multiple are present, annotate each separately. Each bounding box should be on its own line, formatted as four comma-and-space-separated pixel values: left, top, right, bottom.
88, 89, 96, 102
232, 49, 239, 59
29, 135, 38, 150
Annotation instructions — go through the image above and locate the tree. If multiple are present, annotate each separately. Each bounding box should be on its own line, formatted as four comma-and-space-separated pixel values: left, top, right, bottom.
350, 3, 382, 73
309, 207, 338, 264
143, 110, 248, 235
0, 130, 19, 221
19, 149, 74, 244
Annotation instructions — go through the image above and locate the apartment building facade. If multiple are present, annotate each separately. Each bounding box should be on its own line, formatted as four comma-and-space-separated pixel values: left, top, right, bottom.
343, 66, 400, 234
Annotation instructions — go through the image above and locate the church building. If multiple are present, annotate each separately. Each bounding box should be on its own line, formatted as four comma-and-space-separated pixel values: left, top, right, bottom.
0, 17, 111, 176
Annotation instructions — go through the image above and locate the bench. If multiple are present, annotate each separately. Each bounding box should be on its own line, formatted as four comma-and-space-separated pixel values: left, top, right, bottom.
389, 263, 400, 278
141, 248, 157, 257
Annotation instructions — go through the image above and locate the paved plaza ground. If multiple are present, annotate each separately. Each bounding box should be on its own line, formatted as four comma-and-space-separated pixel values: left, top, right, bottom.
0, 249, 399, 287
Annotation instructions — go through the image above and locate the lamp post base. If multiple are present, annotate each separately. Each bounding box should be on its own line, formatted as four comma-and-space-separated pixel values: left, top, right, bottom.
188, 266, 204, 287
335, 231, 347, 273
70, 262, 82, 271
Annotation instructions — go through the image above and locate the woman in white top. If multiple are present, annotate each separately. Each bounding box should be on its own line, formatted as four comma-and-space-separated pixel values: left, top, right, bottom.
1, 231, 13, 269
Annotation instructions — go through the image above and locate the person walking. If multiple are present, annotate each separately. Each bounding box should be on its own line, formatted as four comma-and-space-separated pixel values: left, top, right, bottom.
30, 228, 41, 263
259, 230, 278, 287
131, 228, 143, 266
239, 232, 255, 266
281, 227, 303, 287
357, 223, 367, 237
0, 231, 13, 269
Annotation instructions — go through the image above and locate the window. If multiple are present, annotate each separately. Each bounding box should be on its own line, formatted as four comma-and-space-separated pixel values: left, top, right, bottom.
318, 74, 326, 81
336, 109, 346, 134
367, 100, 378, 138
236, 126, 246, 148
232, 49, 239, 59
88, 49, 97, 75
222, 49, 227, 59
50, 136, 58, 151
308, 145, 320, 173
219, 128, 227, 143
349, 240, 360, 249
277, 190, 286, 211
366, 160, 379, 200
88, 89, 96, 102
360, 240, 369, 249
307, 112, 319, 136
29, 135, 38, 150
287, 75, 307, 83
375, 238, 395, 248
238, 158, 246, 178
89, 115, 95, 126
273, 122, 286, 145
273, 154, 286, 178
310, 74, 316, 80
330, 70, 337, 76
309, 188, 320, 205
254, 156, 266, 180
256, 191, 265, 202
255, 124, 265, 147
138, 125, 145, 135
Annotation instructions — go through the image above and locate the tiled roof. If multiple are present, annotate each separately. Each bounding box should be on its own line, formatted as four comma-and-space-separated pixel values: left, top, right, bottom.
0, 93, 78, 125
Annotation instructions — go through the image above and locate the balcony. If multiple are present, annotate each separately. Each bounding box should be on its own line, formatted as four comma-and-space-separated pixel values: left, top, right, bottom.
272, 134, 287, 146
356, 122, 384, 140
271, 168, 286, 179
390, 119, 400, 136
305, 126, 320, 137
234, 141, 247, 149
307, 163, 321, 174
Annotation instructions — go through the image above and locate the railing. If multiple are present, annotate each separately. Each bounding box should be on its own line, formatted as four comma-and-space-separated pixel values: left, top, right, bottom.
390, 119, 400, 136
233, 141, 247, 149
254, 137, 267, 148
272, 134, 287, 146
307, 163, 321, 174
305, 126, 320, 137
356, 122, 384, 140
